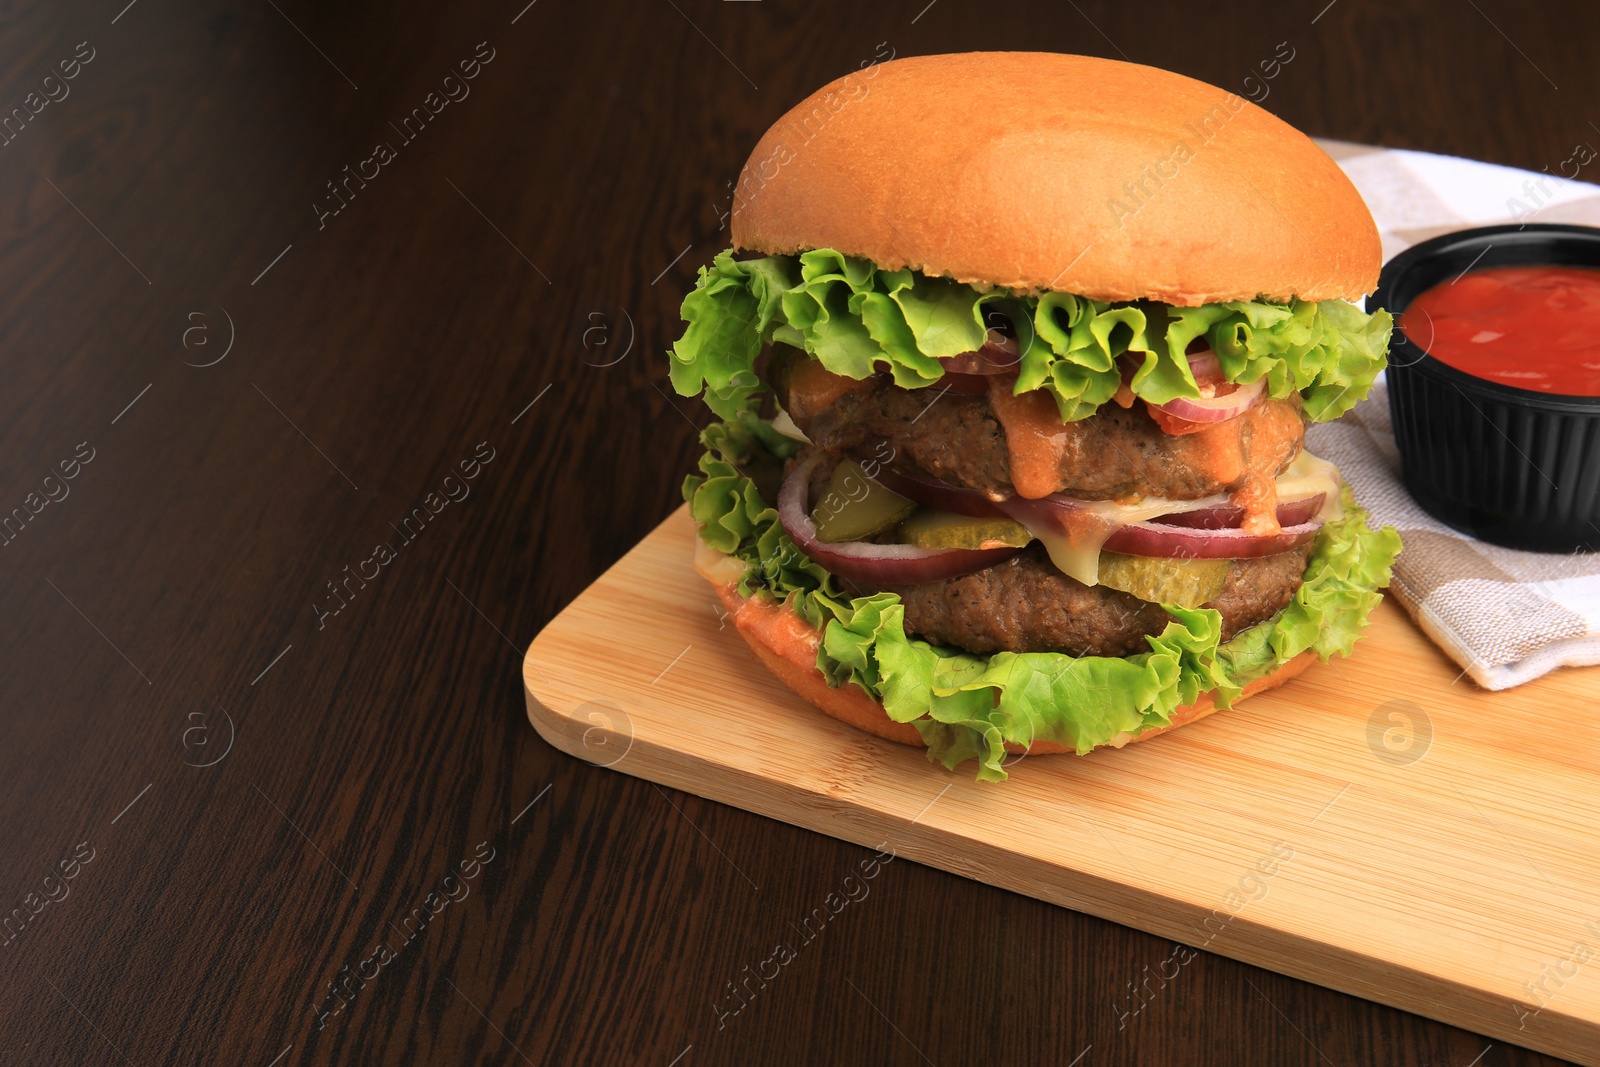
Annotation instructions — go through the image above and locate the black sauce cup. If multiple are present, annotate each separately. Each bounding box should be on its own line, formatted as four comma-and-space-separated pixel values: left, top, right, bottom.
1371, 223, 1600, 553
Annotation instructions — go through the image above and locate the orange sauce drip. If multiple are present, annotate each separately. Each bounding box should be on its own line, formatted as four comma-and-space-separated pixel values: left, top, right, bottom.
1233, 474, 1279, 534
1184, 420, 1245, 486
1224, 401, 1305, 534
985, 377, 1071, 499
785, 360, 872, 419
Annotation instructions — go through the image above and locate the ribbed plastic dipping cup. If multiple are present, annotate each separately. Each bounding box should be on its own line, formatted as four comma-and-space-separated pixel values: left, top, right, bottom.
1372, 223, 1600, 553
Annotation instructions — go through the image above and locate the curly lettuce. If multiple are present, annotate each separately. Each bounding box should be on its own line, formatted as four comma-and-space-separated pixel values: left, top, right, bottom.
668, 248, 1392, 423
684, 417, 1402, 782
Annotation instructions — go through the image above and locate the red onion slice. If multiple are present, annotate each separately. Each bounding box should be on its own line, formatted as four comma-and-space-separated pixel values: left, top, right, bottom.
777, 452, 1023, 585
1184, 346, 1224, 382
876, 465, 1328, 537
1103, 518, 1322, 559
1154, 493, 1326, 531
997, 488, 1326, 563
1150, 376, 1264, 424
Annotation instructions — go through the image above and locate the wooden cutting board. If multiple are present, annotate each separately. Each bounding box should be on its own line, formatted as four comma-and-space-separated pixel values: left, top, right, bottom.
524, 504, 1600, 1064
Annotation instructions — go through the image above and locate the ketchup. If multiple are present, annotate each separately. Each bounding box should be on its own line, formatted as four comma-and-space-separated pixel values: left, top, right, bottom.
1399, 265, 1600, 395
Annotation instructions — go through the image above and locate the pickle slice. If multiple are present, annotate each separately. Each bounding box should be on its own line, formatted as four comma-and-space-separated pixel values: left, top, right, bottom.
898, 509, 1034, 550
811, 460, 916, 542
1097, 552, 1229, 607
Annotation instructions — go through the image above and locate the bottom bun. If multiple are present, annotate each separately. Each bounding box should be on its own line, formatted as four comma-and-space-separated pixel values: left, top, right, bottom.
697, 541, 1315, 757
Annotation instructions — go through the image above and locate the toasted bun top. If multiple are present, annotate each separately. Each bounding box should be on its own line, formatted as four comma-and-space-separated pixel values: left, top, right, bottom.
731, 52, 1381, 305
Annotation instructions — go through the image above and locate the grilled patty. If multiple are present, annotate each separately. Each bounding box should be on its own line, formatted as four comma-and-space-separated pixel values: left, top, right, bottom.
859, 541, 1313, 658
773, 349, 1306, 502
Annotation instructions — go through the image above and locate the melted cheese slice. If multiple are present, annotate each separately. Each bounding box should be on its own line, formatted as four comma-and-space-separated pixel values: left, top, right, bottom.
999, 451, 1344, 586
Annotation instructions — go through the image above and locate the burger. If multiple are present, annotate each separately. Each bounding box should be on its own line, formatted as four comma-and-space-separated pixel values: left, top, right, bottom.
668, 52, 1401, 781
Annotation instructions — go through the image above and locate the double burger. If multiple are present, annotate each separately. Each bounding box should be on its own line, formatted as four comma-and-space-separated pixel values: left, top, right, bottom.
669, 52, 1401, 781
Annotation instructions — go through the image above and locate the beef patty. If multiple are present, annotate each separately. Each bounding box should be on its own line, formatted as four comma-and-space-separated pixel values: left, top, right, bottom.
772, 349, 1307, 502
858, 541, 1313, 658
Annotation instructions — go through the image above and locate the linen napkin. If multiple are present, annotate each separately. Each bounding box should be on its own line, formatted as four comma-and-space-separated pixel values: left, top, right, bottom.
1303, 140, 1600, 689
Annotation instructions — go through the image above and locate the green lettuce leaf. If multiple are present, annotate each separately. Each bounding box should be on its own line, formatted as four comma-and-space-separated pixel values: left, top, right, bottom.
668, 248, 1392, 423
684, 418, 1402, 781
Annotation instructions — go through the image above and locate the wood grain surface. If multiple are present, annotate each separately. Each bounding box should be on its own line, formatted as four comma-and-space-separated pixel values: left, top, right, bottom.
1, 1, 1597, 1065
528, 507, 1600, 1064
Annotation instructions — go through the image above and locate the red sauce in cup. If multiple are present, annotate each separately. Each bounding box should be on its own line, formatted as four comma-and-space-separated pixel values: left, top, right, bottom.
1399, 265, 1600, 396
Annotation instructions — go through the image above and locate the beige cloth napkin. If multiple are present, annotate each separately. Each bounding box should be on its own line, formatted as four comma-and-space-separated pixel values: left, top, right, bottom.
1304, 140, 1600, 689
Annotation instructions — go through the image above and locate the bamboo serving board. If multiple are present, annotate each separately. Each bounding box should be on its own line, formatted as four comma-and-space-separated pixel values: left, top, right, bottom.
525, 505, 1600, 1063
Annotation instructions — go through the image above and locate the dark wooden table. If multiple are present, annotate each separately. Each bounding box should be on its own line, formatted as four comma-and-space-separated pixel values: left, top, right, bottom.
1, 1, 1592, 1063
